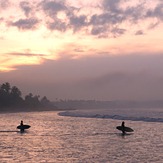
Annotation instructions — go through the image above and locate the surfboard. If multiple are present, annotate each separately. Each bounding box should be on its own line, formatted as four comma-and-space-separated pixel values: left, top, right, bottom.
17, 125, 31, 130
116, 126, 134, 132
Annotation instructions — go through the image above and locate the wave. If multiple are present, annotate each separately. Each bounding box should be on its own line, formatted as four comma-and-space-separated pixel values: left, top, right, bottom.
58, 110, 163, 123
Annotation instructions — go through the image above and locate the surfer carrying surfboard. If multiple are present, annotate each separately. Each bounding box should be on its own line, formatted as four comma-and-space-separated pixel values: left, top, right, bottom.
116, 121, 134, 134
121, 121, 126, 134
20, 120, 23, 125
17, 120, 31, 133
20, 120, 24, 132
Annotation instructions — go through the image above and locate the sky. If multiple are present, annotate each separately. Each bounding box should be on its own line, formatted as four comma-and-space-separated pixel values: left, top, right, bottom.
0, 0, 163, 101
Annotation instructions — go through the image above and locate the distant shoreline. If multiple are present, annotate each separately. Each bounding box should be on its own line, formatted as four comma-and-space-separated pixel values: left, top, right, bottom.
0, 107, 76, 114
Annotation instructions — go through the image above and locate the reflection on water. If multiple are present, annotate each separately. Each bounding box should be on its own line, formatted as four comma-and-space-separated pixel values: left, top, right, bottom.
0, 131, 18, 132
0, 111, 162, 162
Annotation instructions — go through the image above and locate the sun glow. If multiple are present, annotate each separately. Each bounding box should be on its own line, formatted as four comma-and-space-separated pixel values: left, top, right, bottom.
0, 0, 163, 72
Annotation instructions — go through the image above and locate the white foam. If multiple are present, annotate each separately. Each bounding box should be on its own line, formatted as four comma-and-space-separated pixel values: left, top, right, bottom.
58, 108, 163, 122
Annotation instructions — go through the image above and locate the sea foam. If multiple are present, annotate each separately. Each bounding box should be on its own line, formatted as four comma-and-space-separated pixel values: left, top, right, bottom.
58, 108, 163, 122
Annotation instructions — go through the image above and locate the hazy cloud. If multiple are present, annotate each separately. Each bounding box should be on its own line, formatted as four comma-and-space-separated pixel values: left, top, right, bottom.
111, 27, 126, 37
69, 15, 87, 32
40, 0, 126, 36
148, 21, 160, 29
103, 0, 121, 12
97, 13, 123, 25
2, 0, 163, 35
7, 52, 46, 57
86, 72, 131, 88
91, 26, 107, 36
19, 1, 32, 17
2, 53, 163, 101
146, 3, 163, 20
0, 17, 4, 23
0, 0, 10, 9
41, 0, 67, 17
10, 18, 39, 30
1, 0, 163, 101
135, 30, 144, 35
0, 36, 5, 40
47, 19, 67, 31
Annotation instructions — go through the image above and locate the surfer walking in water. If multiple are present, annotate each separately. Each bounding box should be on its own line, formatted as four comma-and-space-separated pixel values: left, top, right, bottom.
20, 120, 23, 125
121, 121, 126, 135
116, 121, 134, 135
20, 120, 24, 132
17, 120, 31, 133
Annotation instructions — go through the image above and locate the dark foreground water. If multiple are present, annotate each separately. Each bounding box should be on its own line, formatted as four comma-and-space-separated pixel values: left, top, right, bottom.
0, 109, 163, 162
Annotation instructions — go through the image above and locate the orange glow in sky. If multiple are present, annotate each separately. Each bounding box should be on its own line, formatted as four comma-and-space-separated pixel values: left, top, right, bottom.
0, 0, 163, 71
1, 0, 163, 101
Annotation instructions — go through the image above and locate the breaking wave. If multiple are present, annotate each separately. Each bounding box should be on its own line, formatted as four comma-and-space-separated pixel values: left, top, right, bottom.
58, 109, 163, 122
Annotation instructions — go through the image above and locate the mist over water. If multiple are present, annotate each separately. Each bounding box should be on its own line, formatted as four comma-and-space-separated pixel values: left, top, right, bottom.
0, 109, 162, 162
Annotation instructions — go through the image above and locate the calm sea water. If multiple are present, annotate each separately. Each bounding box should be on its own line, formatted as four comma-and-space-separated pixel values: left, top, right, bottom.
0, 108, 163, 163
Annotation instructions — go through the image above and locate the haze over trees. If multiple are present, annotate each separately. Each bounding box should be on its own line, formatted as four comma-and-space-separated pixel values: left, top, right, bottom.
0, 82, 53, 112
1, 82, 163, 113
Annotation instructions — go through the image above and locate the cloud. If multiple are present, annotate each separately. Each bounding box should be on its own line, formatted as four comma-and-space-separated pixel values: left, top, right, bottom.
0, 0, 10, 9
87, 0, 163, 37
85, 72, 131, 88
2, 0, 163, 35
148, 21, 160, 29
40, 0, 126, 36
146, 3, 163, 20
2, 53, 163, 100
90, 12, 124, 26
47, 19, 68, 31
0, 17, 4, 22
7, 52, 46, 57
91, 26, 106, 36
102, 0, 121, 12
69, 15, 87, 32
135, 30, 144, 35
10, 18, 40, 30
41, 0, 67, 17
0, 36, 5, 40
19, 1, 32, 17
111, 27, 126, 37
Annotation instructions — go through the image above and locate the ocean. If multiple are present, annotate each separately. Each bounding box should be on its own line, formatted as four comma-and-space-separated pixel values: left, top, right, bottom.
0, 108, 163, 163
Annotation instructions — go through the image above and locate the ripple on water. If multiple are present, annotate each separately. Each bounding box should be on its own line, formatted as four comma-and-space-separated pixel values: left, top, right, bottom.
0, 111, 162, 162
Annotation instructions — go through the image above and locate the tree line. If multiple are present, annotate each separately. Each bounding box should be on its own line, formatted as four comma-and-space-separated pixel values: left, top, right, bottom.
0, 82, 52, 111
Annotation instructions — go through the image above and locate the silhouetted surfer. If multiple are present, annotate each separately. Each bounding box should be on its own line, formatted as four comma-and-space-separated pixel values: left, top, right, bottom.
116, 121, 134, 134
20, 120, 24, 132
20, 120, 23, 125
17, 120, 31, 132
121, 121, 126, 135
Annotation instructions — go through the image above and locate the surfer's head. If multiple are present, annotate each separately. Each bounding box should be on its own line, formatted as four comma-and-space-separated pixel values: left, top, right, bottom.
122, 121, 125, 126
21, 120, 23, 125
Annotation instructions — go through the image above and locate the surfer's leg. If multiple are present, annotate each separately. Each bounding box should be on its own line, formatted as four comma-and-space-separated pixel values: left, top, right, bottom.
122, 130, 126, 135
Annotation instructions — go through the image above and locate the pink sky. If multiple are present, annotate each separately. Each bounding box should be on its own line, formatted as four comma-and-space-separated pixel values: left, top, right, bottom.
0, 0, 163, 101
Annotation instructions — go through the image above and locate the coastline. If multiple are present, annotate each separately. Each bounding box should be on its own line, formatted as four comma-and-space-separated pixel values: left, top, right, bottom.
0, 107, 76, 114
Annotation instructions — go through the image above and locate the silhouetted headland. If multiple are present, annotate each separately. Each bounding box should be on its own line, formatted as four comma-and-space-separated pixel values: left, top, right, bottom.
0, 82, 59, 113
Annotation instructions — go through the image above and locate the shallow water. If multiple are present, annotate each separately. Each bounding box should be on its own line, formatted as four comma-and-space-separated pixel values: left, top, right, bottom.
0, 110, 163, 162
